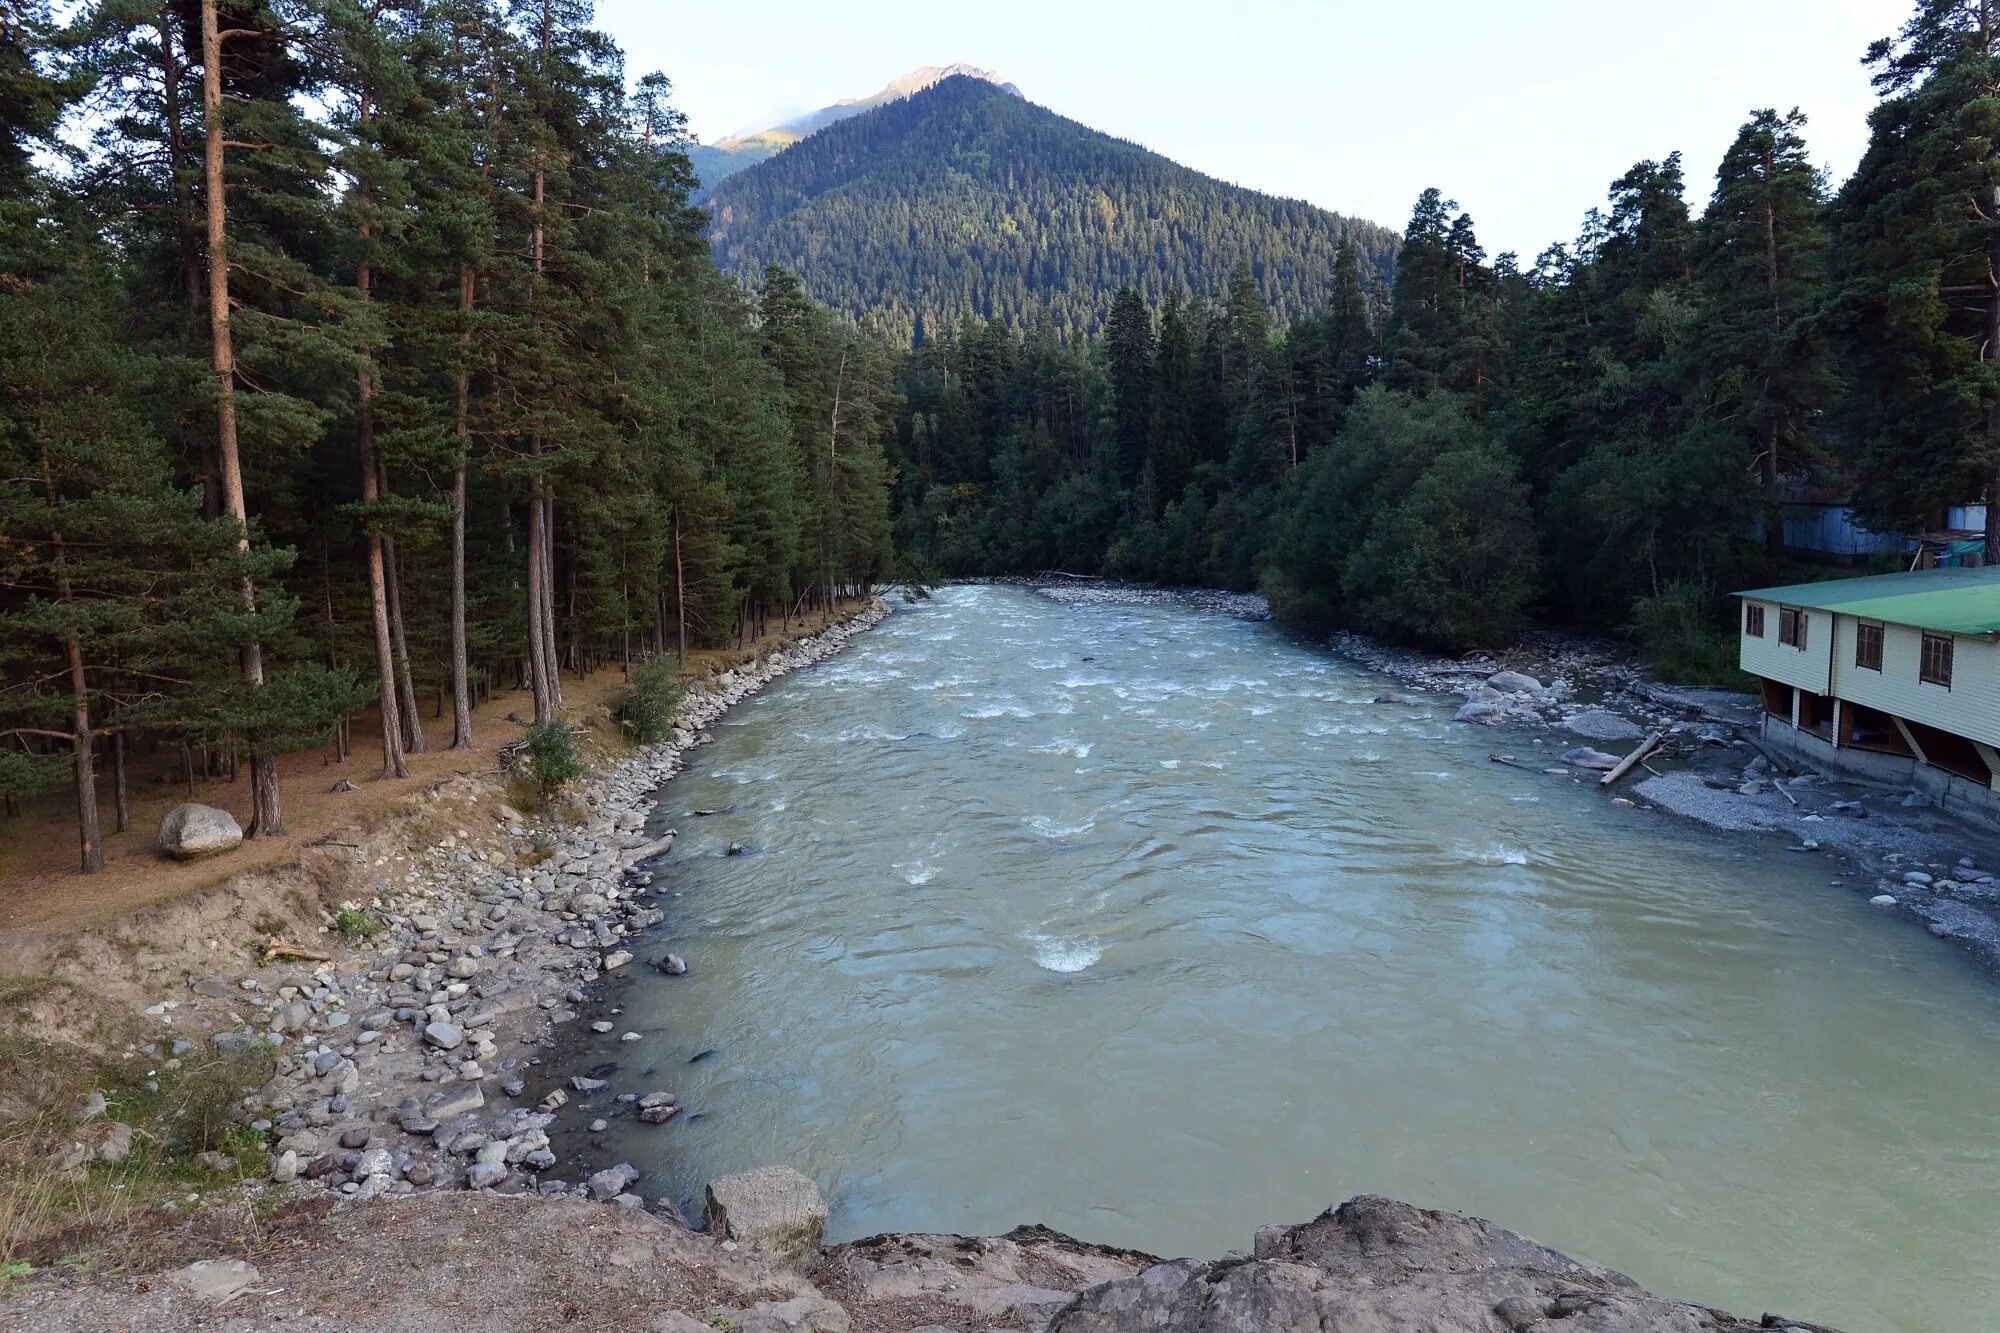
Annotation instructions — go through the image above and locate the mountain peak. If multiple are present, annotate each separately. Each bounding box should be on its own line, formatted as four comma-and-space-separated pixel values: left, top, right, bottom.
776, 64, 1018, 137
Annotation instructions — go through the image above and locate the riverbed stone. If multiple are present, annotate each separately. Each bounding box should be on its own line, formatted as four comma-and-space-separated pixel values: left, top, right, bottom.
423, 1021, 464, 1050
158, 803, 244, 860
705, 1165, 826, 1262
1563, 709, 1644, 742
1485, 670, 1542, 694
1560, 746, 1622, 771
588, 1162, 641, 1201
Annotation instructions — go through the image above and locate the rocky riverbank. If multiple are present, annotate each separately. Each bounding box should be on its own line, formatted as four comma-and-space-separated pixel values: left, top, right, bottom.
23, 600, 889, 1216
0, 1186, 1843, 1332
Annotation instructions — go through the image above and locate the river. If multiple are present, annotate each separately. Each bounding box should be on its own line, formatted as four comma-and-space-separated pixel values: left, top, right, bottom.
561, 584, 2000, 1333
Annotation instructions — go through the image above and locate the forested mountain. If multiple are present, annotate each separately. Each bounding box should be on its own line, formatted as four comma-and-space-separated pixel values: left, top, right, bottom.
704, 75, 1399, 339
687, 63, 1018, 194
888, 0, 2000, 676
1, 0, 894, 874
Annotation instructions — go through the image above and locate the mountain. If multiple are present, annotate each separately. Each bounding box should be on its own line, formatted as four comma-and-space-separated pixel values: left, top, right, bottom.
703, 75, 1398, 339
688, 64, 1019, 193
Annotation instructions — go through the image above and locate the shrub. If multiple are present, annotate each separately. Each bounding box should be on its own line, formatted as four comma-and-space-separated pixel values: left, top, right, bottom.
623, 660, 684, 746
524, 719, 585, 801
1628, 580, 1749, 687
334, 906, 382, 942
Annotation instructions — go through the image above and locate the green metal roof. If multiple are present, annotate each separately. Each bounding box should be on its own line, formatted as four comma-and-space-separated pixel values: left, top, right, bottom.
1736, 567, 2000, 637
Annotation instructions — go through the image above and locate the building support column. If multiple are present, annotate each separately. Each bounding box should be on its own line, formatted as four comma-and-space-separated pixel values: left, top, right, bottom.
1972, 740, 2000, 793
1892, 716, 1930, 766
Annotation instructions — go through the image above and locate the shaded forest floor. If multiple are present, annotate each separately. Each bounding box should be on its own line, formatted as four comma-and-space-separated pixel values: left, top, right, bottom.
0, 602, 872, 945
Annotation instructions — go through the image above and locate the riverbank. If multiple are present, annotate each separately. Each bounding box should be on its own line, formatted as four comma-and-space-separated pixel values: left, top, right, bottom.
1, 1187, 1841, 1331
1026, 579, 2000, 975
0, 599, 888, 1273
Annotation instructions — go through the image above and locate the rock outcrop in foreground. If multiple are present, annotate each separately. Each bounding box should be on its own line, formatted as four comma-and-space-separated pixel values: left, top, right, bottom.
1048, 1195, 1840, 1332
1, 1192, 1841, 1332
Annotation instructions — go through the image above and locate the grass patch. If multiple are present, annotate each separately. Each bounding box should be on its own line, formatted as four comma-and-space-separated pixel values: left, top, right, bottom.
0, 1035, 275, 1277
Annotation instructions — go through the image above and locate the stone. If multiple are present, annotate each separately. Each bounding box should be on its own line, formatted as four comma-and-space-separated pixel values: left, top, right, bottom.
660, 953, 688, 976
158, 803, 244, 861
1485, 670, 1542, 694
424, 1021, 465, 1050
1904, 871, 1934, 886
736, 1296, 852, 1333
588, 1161, 641, 1202
447, 957, 480, 979
183, 1258, 260, 1303
421, 1081, 485, 1121
466, 1160, 508, 1190
603, 949, 634, 971
639, 1102, 678, 1124
1871, 894, 1898, 907
354, 1147, 395, 1179
1559, 746, 1622, 771
704, 1165, 827, 1263
1562, 709, 1643, 743
269, 1149, 299, 1183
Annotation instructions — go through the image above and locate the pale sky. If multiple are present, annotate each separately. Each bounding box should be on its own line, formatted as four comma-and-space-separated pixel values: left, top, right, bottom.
596, 0, 1909, 259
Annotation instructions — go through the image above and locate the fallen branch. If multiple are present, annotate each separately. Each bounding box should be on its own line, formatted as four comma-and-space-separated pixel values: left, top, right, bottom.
261, 941, 331, 964
1600, 731, 1665, 788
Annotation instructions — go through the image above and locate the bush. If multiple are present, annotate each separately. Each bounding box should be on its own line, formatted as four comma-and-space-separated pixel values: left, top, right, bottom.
523, 719, 585, 801
334, 906, 382, 942
623, 659, 684, 746
1628, 580, 1749, 687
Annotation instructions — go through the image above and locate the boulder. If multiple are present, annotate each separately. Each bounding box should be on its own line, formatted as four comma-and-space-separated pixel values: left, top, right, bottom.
1047, 1196, 1837, 1332
588, 1161, 641, 1202
705, 1165, 827, 1263
157, 803, 244, 860
1560, 746, 1622, 771
1485, 670, 1543, 694
1562, 708, 1643, 743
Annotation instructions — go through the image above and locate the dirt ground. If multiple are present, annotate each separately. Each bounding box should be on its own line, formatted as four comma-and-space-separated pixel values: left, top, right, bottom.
0, 606, 871, 947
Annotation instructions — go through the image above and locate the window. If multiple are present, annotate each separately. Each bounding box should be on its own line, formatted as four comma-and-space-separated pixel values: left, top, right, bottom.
1921, 633, 1954, 688
1779, 607, 1806, 649
1855, 622, 1884, 672
1745, 604, 1766, 638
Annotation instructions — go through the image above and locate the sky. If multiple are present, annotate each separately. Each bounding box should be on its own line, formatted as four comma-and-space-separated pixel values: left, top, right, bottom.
594, 0, 1911, 259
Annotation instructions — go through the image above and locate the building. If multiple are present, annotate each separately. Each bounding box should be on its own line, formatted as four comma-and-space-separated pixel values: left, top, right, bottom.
1736, 567, 2000, 827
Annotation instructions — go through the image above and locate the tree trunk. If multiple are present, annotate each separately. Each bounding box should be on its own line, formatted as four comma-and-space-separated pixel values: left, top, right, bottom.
201, 0, 281, 836
357, 191, 407, 779
67, 639, 102, 873
674, 514, 687, 665
1762, 157, 1784, 561
112, 730, 130, 834
1988, 193, 2000, 567
382, 529, 426, 753
449, 263, 475, 748
525, 495, 554, 723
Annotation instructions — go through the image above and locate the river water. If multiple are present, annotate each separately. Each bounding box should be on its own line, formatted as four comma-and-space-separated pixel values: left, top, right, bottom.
567, 585, 2000, 1333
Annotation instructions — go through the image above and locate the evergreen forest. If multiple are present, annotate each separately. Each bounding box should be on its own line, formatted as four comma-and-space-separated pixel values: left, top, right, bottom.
4, 0, 1999, 875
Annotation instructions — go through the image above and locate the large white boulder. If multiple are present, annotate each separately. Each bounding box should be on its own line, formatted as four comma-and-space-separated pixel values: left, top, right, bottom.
705, 1165, 827, 1262
158, 802, 244, 860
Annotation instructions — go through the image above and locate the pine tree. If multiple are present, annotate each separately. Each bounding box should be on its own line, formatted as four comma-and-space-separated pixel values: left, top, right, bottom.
1103, 287, 1155, 488
1830, 1, 2000, 558
1691, 108, 1834, 557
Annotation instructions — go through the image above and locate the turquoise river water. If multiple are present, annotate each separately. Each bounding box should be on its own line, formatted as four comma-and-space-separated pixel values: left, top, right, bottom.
563, 584, 2000, 1333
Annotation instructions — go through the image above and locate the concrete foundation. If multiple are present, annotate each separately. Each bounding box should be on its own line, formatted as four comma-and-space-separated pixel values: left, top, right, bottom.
1761, 716, 2000, 833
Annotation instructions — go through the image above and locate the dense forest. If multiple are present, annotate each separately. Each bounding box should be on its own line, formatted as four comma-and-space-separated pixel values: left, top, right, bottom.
705, 75, 1399, 341
888, 0, 2000, 672
1, 0, 895, 873
5, 0, 1997, 878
